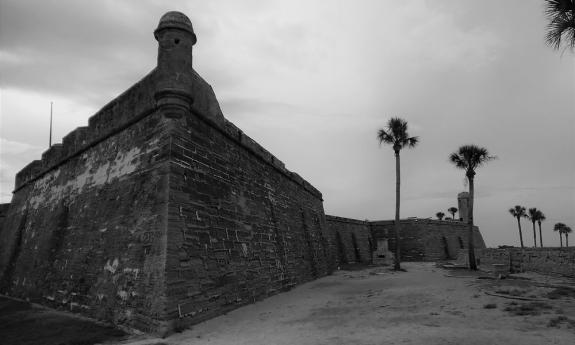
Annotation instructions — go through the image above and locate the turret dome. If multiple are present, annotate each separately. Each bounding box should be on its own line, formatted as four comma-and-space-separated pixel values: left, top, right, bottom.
154, 11, 197, 44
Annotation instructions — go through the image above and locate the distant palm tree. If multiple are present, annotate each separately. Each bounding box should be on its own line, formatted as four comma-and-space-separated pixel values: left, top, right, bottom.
449, 145, 495, 270
563, 226, 572, 247
536, 210, 546, 247
528, 208, 541, 247
554, 222, 566, 247
436, 212, 445, 220
378, 118, 419, 271
448, 207, 458, 220
509, 206, 527, 249
544, 0, 575, 51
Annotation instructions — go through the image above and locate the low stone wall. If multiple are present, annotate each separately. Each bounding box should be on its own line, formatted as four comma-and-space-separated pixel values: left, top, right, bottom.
325, 216, 372, 265
371, 219, 485, 262
479, 248, 575, 277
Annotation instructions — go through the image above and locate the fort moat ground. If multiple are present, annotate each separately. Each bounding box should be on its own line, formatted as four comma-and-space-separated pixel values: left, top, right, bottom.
1, 262, 574, 345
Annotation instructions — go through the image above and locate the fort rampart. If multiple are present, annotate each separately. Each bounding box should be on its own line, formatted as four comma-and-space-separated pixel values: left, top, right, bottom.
479, 247, 575, 277
0, 12, 333, 334
326, 216, 486, 264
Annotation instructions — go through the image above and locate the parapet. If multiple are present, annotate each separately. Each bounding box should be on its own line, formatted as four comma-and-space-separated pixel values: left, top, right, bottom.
12, 11, 322, 200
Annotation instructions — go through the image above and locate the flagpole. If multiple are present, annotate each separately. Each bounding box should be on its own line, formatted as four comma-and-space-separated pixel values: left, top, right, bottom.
49, 102, 53, 148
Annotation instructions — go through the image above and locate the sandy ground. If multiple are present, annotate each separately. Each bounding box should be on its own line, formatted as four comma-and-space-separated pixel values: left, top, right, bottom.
116, 262, 575, 345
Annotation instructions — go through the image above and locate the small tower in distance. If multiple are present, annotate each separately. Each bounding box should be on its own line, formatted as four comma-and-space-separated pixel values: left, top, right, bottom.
458, 192, 469, 223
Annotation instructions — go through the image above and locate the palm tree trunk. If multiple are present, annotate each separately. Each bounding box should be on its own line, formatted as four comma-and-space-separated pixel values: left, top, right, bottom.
517, 218, 524, 248
567, 234, 569, 247
538, 222, 543, 247
467, 174, 477, 270
532, 222, 537, 247
393, 150, 401, 271
560, 233, 563, 247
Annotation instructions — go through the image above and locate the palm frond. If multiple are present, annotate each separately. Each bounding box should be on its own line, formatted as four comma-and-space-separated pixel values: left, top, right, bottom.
377, 117, 418, 151
554, 222, 567, 231
377, 129, 395, 145
537, 211, 546, 223
528, 207, 539, 221
509, 205, 527, 218
449, 144, 496, 173
544, 0, 575, 50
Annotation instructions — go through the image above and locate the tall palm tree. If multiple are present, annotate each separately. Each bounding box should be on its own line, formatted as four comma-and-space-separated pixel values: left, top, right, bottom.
528, 208, 540, 247
378, 118, 419, 271
436, 212, 445, 220
536, 210, 546, 247
563, 226, 572, 247
554, 222, 566, 247
448, 207, 458, 220
544, 0, 575, 51
449, 145, 495, 270
509, 206, 527, 249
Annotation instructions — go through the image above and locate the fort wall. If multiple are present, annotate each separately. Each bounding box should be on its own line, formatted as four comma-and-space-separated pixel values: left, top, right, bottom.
164, 106, 333, 329
325, 217, 486, 263
0, 111, 172, 331
325, 216, 372, 265
0, 11, 332, 334
370, 219, 485, 261
479, 247, 575, 277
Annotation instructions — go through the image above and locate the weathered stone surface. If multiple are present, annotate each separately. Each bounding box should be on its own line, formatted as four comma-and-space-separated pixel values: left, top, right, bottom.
0, 113, 172, 332
326, 216, 486, 263
370, 219, 486, 262
325, 216, 373, 265
479, 247, 575, 277
0, 11, 333, 335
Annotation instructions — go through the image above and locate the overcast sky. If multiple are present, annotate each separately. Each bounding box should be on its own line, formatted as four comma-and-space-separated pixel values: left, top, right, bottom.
1, 0, 574, 247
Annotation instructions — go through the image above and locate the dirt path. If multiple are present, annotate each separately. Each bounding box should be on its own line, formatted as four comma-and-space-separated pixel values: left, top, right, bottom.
119, 262, 575, 345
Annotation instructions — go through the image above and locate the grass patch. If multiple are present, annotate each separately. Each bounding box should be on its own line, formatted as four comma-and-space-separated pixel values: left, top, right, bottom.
483, 303, 497, 309
547, 316, 575, 328
504, 301, 553, 316
495, 288, 526, 297
546, 286, 575, 300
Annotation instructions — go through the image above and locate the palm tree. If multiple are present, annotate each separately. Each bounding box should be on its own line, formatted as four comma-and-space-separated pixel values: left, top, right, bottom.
448, 207, 458, 220
563, 226, 572, 247
536, 210, 546, 247
528, 208, 540, 247
436, 212, 445, 220
509, 206, 527, 249
378, 118, 419, 271
554, 222, 566, 247
544, 0, 575, 52
449, 145, 495, 270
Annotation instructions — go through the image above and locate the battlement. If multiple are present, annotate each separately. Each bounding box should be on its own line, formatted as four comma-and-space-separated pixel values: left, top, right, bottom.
11, 15, 321, 200
13, 71, 159, 191
13, 91, 321, 199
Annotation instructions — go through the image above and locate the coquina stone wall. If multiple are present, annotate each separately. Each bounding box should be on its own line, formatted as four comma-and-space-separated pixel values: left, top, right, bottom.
479, 248, 575, 277
325, 216, 373, 265
0, 11, 334, 335
370, 219, 485, 262
325, 217, 486, 263
0, 109, 172, 332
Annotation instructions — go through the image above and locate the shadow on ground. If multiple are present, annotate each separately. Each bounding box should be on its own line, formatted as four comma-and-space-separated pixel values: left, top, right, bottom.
0, 296, 127, 345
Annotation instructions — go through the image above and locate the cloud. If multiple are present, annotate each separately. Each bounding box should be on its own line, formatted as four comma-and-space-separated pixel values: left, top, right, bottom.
0, 0, 573, 247
0, 138, 42, 155
0, 137, 44, 202
220, 98, 301, 117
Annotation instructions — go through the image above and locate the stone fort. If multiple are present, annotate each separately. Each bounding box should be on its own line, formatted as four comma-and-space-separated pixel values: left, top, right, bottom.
0, 12, 485, 334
